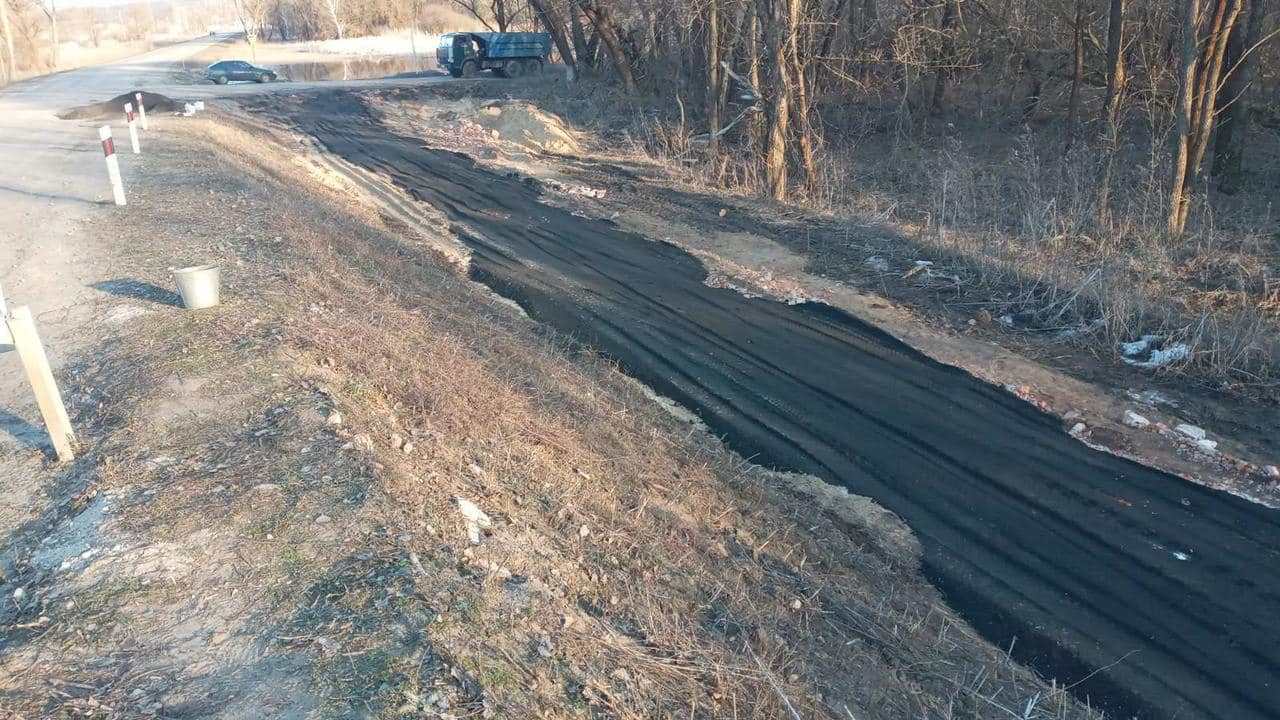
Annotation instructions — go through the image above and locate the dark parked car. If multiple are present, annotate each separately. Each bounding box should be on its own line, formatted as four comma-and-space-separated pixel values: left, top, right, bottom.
207, 60, 277, 84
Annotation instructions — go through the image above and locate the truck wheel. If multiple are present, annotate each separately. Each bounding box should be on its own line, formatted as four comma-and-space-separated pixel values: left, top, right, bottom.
448, 66, 462, 78
523, 59, 543, 76
503, 60, 524, 79
462, 60, 478, 78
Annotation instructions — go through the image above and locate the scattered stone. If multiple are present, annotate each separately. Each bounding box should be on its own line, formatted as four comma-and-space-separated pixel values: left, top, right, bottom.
790, 598, 802, 610
390, 433, 404, 450
718, 208, 728, 218
402, 441, 415, 455
326, 410, 343, 426
1120, 336, 1160, 357
1175, 424, 1206, 441
353, 434, 375, 453
1195, 438, 1219, 453
12, 587, 25, 602
467, 463, 484, 478
1264, 465, 1280, 479
314, 514, 332, 524
1123, 411, 1151, 428
611, 668, 631, 682
997, 314, 1014, 327
1069, 422, 1087, 436
454, 496, 493, 545
578, 524, 590, 538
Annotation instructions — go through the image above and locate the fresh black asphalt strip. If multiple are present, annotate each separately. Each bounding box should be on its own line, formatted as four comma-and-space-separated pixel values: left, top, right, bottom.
279, 92, 1280, 720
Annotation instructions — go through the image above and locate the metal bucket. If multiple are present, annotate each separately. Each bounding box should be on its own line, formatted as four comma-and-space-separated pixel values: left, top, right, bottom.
173, 264, 221, 309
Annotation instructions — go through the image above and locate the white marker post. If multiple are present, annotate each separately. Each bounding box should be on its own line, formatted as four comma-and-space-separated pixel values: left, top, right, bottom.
134, 92, 148, 130
124, 103, 140, 154
99, 125, 126, 206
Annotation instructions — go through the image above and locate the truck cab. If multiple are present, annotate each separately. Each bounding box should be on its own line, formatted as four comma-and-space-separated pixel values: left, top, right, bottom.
437, 33, 478, 77
437, 32, 552, 79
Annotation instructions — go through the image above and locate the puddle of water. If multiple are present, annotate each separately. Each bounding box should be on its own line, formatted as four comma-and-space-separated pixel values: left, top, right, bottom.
276, 56, 439, 82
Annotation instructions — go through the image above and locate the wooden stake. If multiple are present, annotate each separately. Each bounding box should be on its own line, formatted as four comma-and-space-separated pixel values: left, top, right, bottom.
0, 281, 9, 345
5, 306, 74, 462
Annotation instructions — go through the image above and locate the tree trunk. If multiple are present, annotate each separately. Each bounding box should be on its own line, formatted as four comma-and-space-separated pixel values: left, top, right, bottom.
327, 0, 343, 40
930, 0, 958, 115
569, 7, 592, 68
1188, 0, 1242, 174
529, 0, 577, 81
1098, 0, 1127, 223
1065, 0, 1086, 150
757, 0, 791, 200
707, 0, 721, 151
44, 1, 59, 68
495, 0, 509, 32
0, 0, 15, 82
790, 0, 817, 191
579, 0, 634, 90
1213, 0, 1265, 191
1103, 0, 1127, 113
1169, 0, 1200, 237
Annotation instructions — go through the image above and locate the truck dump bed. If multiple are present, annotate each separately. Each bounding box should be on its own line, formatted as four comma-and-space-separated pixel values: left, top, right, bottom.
472, 32, 551, 60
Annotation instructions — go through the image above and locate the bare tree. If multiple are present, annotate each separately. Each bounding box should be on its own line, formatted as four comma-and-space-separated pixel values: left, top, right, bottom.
0, 0, 16, 82
1213, 0, 1268, 191
232, 0, 270, 60
579, 0, 636, 91
1170, 0, 1242, 236
529, 0, 577, 80
706, 0, 720, 150
39, 0, 54, 68
1064, 0, 1086, 150
756, 0, 791, 200
1097, 0, 1127, 222
326, 0, 344, 39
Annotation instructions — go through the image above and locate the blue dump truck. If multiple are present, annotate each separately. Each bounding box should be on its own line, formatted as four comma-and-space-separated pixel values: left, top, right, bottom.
437, 32, 552, 79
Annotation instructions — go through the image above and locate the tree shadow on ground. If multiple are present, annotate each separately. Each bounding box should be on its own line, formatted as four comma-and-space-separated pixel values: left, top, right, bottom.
91, 279, 182, 307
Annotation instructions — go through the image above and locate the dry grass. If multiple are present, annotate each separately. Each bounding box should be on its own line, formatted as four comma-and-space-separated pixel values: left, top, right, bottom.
435, 76, 1279, 396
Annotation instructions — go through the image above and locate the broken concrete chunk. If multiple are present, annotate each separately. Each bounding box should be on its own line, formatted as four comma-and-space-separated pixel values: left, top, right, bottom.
1195, 438, 1218, 453
863, 256, 890, 273
1123, 411, 1151, 428
454, 496, 493, 545
1175, 424, 1207, 441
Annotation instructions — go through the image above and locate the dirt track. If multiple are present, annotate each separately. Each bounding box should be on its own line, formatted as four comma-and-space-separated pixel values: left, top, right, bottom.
275, 92, 1280, 720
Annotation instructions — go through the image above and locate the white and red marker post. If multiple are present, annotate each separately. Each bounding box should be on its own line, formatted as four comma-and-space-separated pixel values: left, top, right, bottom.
99, 125, 126, 206
134, 92, 148, 130
124, 103, 140, 154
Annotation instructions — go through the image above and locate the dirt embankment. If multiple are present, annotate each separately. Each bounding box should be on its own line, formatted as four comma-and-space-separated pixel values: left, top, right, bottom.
57, 91, 180, 120
0, 108, 1097, 719
267, 90, 1280, 720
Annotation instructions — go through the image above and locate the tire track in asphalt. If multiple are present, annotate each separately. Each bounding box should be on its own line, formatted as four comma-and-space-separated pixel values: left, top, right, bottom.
277, 92, 1280, 720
